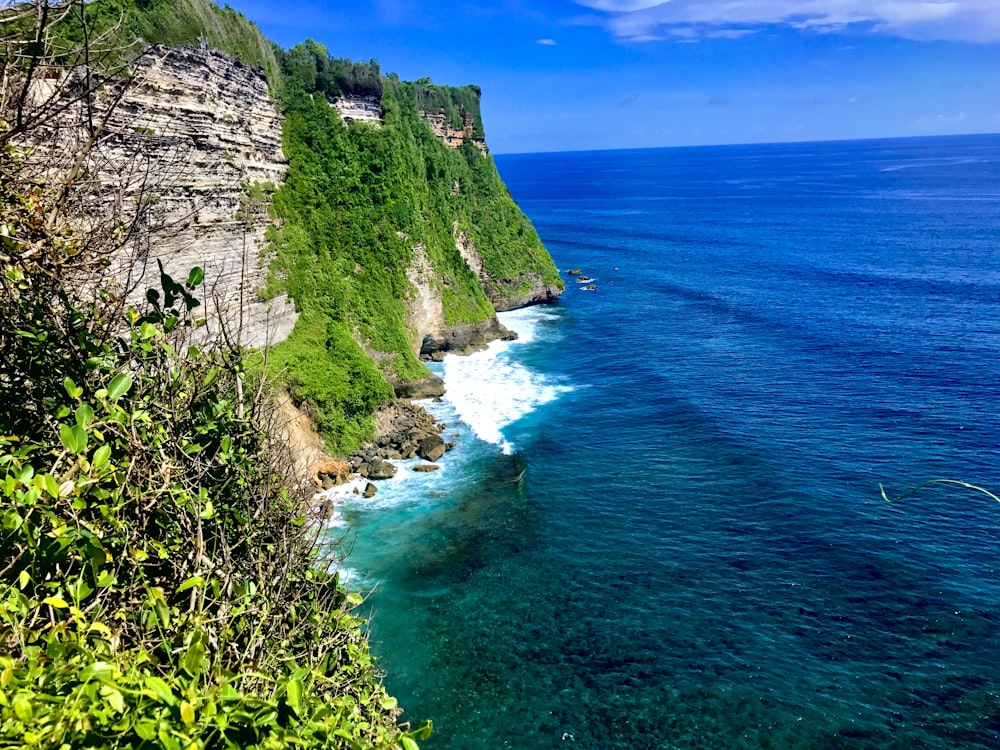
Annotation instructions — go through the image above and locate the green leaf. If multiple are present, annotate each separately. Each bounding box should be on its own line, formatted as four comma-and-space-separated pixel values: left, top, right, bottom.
176, 576, 205, 593
92, 444, 111, 471
75, 403, 94, 428
59, 424, 88, 454
96, 572, 116, 587
63, 376, 82, 400
187, 266, 204, 288
43, 596, 69, 609
143, 675, 175, 705
285, 678, 303, 716
107, 373, 133, 401
12, 693, 32, 722
182, 638, 206, 678
106, 689, 125, 713
81, 662, 114, 680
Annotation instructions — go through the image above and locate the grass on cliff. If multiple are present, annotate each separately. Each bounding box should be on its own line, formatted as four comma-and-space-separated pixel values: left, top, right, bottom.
39, 0, 281, 85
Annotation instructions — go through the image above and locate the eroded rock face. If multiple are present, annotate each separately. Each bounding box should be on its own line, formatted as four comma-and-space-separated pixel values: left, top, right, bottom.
419, 109, 487, 155
332, 94, 383, 125
27, 44, 296, 348
403, 240, 515, 360
419, 317, 516, 358
453, 222, 563, 312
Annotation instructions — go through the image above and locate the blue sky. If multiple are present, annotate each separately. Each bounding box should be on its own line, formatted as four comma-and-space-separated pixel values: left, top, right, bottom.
224, 0, 1000, 153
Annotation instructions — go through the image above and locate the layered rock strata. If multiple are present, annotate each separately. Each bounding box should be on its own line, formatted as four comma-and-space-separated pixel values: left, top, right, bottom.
27, 44, 296, 348
332, 94, 383, 125
419, 109, 488, 155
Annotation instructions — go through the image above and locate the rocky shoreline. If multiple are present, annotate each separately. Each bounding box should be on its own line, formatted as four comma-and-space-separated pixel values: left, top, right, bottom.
313, 400, 455, 498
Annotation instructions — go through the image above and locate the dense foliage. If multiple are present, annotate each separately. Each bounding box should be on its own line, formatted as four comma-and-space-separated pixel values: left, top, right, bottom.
409, 78, 484, 139
7, 0, 282, 84
0, 136, 426, 748
280, 40, 381, 101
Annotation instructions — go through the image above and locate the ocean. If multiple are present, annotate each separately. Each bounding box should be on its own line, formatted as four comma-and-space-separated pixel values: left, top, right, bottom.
321, 134, 1000, 748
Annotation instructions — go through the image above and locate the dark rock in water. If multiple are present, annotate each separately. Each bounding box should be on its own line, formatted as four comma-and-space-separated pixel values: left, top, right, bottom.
419, 317, 516, 358
577, 275, 593, 282
581, 284, 598, 291
363, 482, 377, 498
445, 442, 457, 451
392, 375, 445, 399
353, 487, 360, 495
413, 464, 440, 472
418, 434, 446, 462
451, 433, 460, 438
368, 458, 397, 480
358, 463, 370, 478
322, 476, 336, 490
318, 499, 335, 519
567, 268, 582, 275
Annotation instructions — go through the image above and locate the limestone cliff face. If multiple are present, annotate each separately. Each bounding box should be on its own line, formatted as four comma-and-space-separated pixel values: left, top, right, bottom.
403, 241, 513, 376
419, 109, 488, 156
332, 94, 383, 125
32, 45, 296, 348
453, 222, 563, 311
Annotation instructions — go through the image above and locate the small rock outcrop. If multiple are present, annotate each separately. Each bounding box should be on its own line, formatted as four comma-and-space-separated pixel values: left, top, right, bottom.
419, 109, 487, 155
332, 94, 383, 125
417, 435, 446, 462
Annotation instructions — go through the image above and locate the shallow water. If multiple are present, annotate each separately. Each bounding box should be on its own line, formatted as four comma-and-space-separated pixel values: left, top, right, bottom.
325, 134, 1000, 749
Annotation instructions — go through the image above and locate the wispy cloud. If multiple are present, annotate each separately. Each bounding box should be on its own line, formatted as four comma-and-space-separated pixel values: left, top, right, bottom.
913, 111, 968, 130
573, 1, 1000, 43
536, 37, 558, 45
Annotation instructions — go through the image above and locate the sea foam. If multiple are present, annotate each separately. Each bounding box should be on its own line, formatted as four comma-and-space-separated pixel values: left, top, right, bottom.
442, 306, 571, 454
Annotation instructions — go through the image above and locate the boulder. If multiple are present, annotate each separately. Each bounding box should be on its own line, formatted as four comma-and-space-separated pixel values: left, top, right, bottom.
393, 375, 445, 399
413, 464, 440, 473
417, 434, 446, 462
368, 458, 397, 480
363, 482, 377, 498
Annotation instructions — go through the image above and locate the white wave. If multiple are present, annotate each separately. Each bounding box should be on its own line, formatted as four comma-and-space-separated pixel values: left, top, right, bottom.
442, 307, 570, 454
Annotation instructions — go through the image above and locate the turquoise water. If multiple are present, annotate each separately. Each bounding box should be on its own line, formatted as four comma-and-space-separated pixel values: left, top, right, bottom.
323, 135, 1000, 748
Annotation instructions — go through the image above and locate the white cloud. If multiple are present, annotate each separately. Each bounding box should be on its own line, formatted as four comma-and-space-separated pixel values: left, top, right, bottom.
536, 37, 558, 44
573, 0, 1000, 43
913, 111, 968, 129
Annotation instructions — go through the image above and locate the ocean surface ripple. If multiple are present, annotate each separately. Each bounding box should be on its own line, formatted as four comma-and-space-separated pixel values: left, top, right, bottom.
328, 135, 1000, 749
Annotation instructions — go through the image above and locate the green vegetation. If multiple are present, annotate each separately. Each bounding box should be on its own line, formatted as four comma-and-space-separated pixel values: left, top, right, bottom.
20, 0, 281, 84
409, 78, 484, 139
280, 40, 381, 101
0, 133, 426, 747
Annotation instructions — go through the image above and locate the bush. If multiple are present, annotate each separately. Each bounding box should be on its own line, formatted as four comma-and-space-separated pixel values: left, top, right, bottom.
0, 134, 424, 749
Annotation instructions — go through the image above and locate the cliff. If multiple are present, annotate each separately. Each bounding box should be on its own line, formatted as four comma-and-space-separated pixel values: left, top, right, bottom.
264, 46, 563, 453
112, 44, 297, 348
22, 4, 562, 456
21, 42, 296, 348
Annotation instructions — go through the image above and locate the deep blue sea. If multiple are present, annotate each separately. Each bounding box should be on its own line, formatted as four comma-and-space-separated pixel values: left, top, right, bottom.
323, 134, 1000, 749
